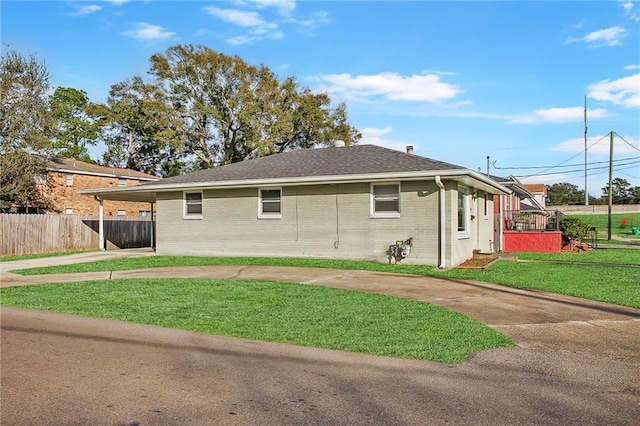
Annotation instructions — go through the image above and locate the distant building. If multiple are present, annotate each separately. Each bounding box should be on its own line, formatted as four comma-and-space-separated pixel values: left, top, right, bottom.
522, 184, 547, 210
20, 157, 159, 216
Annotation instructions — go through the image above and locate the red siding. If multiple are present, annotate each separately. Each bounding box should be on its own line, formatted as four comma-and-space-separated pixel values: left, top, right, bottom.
503, 231, 562, 253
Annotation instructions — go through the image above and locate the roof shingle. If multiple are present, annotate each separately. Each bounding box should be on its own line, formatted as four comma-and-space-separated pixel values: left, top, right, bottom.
150, 144, 465, 186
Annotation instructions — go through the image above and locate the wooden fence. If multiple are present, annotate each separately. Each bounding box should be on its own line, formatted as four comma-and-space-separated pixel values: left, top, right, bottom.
0, 214, 154, 256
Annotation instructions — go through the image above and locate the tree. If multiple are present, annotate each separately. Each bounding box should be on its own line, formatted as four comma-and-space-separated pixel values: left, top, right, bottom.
100, 76, 181, 176
0, 50, 53, 154
148, 44, 360, 170
49, 87, 103, 161
0, 150, 52, 212
546, 182, 585, 205
601, 178, 634, 204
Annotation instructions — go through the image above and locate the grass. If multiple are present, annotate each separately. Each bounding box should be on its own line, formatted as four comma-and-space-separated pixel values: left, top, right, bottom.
0, 278, 513, 363
8, 250, 640, 309
567, 213, 640, 241
0, 250, 93, 262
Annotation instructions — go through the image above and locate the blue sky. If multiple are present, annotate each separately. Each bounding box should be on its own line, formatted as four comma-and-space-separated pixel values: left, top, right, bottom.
3, 0, 639, 196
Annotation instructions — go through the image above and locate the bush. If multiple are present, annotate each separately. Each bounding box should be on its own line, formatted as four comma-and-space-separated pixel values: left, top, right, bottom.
560, 217, 590, 246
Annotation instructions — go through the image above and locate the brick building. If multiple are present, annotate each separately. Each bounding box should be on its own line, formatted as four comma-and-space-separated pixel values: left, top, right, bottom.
39, 157, 159, 216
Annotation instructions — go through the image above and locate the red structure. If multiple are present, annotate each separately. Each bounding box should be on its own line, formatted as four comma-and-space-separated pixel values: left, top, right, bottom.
503, 231, 562, 253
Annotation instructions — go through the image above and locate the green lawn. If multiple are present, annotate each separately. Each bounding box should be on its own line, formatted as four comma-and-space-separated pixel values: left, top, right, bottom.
567, 213, 640, 241
0, 278, 513, 363
8, 249, 640, 309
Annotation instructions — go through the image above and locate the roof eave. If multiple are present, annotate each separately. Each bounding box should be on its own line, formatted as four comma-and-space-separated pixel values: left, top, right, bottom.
78, 169, 509, 201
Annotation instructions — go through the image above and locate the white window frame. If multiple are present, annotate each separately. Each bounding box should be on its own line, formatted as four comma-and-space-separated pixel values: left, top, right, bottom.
118, 179, 126, 187
183, 191, 203, 219
117, 210, 127, 216
258, 187, 282, 219
370, 182, 401, 218
139, 210, 151, 217
65, 208, 73, 215
66, 174, 73, 187
457, 185, 470, 238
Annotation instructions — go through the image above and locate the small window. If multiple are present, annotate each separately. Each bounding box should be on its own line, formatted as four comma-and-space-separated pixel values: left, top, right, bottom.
65, 208, 73, 215
117, 210, 126, 216
484, 194, 489, 217
259, 188, 281, 218
458, 186, 469, 234
34, 173, 48, 185
66, 174, 73, 186
184, 191, 203, 219
371, 183, 400, 217
139, 210, 151, 217
118, 179, 126, 187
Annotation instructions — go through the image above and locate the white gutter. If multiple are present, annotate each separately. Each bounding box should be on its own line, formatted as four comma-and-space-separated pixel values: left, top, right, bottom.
435, 176, 446, 269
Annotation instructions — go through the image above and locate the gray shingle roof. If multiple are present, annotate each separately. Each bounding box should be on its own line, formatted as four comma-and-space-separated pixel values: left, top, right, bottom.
148, 144, 465, 186
48, 157, 158, 180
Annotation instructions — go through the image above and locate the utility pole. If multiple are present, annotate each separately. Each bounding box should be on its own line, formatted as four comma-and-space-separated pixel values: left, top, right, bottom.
486, 156, 490, 177
584, 95, 588, 205
607, 131, 614, 240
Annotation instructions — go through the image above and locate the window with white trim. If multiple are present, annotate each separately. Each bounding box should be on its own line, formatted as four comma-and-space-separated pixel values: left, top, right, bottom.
66, 174, 73, 186
259, 188, 281, 218
117, 210, 126, 216
371, 183, 400, 217
457, 186, 469, 234
65, 208, 73, 215
184, 191, 203, 219
118, 179, 126, 187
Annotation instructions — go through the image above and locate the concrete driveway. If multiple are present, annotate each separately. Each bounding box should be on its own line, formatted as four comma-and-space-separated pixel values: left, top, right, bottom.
1, 250, 639, 424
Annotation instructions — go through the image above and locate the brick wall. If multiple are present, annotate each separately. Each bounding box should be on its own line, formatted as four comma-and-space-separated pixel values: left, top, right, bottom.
42, 172, 154, 217
503, 230, 562, 253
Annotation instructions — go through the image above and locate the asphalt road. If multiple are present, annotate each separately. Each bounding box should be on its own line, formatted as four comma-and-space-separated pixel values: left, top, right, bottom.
1, 250, 639, 425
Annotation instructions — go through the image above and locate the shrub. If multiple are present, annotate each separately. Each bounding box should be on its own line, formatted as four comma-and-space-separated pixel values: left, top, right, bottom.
560, 217, 590, 246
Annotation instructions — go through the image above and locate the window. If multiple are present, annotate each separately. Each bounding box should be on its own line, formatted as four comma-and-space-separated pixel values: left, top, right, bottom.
65, 208, 73, 215
371, 183, 400, 217
66, 174, 73, 187
139, 210, 151, 217
34, 173, 48, 185
259, 188, 281, 218
117, 210, 126, 216
484, 194, 489, 217
118, 179, 126, 187
457, 186, 469, 234
184, 191, 203, 219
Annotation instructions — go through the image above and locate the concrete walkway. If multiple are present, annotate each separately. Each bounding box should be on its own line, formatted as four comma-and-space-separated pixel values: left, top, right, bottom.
2, 249, 640, 424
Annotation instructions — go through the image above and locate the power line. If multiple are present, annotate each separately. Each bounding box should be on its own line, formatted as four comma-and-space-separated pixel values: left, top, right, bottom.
614, 132, 640, 152
513, 159, 640, 178
493, 155, 640, 170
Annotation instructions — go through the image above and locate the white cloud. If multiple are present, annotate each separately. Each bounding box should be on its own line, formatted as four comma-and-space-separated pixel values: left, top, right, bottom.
122, 23, 176, 41
359, 127, 413, 153
205, 7, 267, 27
624, 64, 640, 70
243, 0, 297, 17
553, 136, 640, 155
566, 26, 628, 48
588, 73, 640, 108
510, 107, 608, 124
620, 0, 640, 22
312, 72, 464, 103
204, 6, 283, 44
103, 0, 130, 4
68, 4, 102, 17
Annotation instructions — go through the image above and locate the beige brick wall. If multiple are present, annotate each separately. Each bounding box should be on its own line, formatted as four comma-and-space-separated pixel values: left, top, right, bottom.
42, 172, 154, 216
155, 179, 495, 266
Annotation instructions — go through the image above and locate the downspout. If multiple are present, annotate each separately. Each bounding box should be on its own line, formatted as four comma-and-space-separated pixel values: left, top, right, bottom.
435, 176, 446, 269
94, 196, 105, 251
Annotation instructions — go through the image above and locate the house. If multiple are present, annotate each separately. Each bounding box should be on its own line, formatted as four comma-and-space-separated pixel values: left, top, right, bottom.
522, 183, 547, 210
36, 157, 159, 216
80, 144, 510, 268
491, 175, 561, 253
